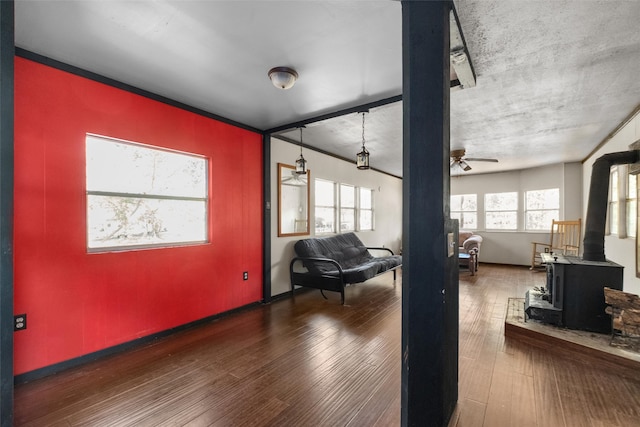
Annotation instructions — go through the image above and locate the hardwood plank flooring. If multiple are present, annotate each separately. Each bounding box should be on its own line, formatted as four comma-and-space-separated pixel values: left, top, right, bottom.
14, 265, 640, 426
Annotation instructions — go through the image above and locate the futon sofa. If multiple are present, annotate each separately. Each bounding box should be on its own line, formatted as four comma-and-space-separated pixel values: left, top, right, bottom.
290, 232, 402, 304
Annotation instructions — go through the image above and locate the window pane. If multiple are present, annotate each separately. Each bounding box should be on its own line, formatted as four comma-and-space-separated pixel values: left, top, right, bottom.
87, 196, 206, 249
610, 203, 619, 234
526, 210, 560, 230
86, 135, 208, 251
627, 174, 637, 238
451, 194, 477, 211
627, 200, 637, 238
341, 184, 355, 208
360, 188, 372, 209
451, 194, 477, 229
460, 213, 477, 229
315, 180, 335, 206
610, 169, 618, 201
340, 208, 355, 231
526, 189, 559, 210
486, 211, 518, 230
359, 210, 373, 231
628, 174, 637, 198
87, 135, 207, 198
485, 192, 518, 211
315, 207, 335, 234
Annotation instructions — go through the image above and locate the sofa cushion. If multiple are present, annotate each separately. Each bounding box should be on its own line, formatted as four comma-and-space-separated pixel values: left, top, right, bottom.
294, 233, 374, 274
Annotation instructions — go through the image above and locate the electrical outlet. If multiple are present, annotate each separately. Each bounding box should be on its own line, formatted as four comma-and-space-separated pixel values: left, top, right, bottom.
14, 314, 27, 331
243, 271, 248, 280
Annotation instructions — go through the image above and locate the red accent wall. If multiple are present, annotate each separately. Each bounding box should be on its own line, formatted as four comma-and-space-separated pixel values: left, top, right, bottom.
13, 57, 263, 375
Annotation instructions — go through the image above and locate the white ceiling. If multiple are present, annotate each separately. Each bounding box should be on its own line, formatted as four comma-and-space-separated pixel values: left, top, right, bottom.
14, 1, 640, 178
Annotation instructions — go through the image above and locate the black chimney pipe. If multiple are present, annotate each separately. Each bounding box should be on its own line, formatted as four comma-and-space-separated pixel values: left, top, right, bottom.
583, 150, 640, 262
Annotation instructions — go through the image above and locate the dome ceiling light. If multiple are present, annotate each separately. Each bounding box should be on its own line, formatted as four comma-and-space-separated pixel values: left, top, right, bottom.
268, 66, 298, 90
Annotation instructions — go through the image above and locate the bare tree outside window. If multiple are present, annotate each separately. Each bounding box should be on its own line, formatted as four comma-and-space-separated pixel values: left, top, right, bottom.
451, 194, 477, 229
86, 135, 208, 251
485, 192, 518, 230
525, 188, 560, 230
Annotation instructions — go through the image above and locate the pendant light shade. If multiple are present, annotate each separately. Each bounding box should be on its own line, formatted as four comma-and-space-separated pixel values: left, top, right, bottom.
295, 127, 307, 175
356, 112, 370, 170
268, 67, 298, 90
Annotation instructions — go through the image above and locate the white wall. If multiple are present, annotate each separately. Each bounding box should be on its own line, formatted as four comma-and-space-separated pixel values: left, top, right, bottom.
270, 137, 403, 297
451, 162, 582, 266
582, 110, 640, 295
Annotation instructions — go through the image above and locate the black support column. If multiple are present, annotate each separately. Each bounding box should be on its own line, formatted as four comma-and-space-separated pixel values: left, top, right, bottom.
0, 1, 14, 425
262, 133, 272, 303
401, 1, 457, 426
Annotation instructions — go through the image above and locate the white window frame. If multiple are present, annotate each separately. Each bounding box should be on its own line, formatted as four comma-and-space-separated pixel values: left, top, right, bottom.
524, 188, 560, 231
485, 191, 518, 230
358, 187, 374, 231
607, 167, 619, 235
86, 134, 208, 252
627, 171, 637, 239
314, 179, 337, 234
340, 184, 356, 232
451, 193, 477, 230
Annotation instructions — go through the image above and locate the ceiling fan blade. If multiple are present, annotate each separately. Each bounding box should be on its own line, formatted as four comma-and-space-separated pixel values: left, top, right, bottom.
464, 157, 498, 163
459, 160, 472, 171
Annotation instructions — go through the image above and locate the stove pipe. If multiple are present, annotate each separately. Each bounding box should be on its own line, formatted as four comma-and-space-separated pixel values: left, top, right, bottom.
583, 150, 640, 262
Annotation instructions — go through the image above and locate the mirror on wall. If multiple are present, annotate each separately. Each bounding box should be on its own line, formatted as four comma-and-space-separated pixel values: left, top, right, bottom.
278, 163, 310, 237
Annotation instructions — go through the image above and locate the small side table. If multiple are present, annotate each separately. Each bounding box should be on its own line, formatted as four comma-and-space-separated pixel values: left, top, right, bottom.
458, 250, 477, 275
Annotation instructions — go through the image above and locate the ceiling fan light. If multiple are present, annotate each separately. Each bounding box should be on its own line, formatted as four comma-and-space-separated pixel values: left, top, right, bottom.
459, 160, 471, 171
268, 67, 298, 90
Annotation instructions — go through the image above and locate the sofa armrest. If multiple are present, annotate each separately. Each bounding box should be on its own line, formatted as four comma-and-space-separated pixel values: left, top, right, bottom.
461, 235, 483, 253
290, 256, 344, 276
366, 247, 395, 257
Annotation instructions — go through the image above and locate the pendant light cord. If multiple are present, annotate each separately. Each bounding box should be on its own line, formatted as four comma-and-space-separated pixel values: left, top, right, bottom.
362, 112, 366, 149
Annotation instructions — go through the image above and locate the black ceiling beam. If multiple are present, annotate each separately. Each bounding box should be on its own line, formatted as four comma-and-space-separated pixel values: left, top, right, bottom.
275, 133, 401, 180
264, 94, 403, 135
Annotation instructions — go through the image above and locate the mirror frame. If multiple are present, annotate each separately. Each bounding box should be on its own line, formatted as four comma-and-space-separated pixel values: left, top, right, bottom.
277, 163, 311, 237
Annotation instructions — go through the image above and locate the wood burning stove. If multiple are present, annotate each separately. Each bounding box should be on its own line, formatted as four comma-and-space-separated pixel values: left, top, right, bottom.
525, 149, 640, 334
526, 253, 623, 333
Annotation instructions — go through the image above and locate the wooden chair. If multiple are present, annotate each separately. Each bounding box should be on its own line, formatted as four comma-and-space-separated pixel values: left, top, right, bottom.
530, 218, 582, 269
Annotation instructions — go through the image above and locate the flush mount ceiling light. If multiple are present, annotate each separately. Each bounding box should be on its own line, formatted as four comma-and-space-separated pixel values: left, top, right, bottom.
356, 112, 370, 170
268, 66, 298, 90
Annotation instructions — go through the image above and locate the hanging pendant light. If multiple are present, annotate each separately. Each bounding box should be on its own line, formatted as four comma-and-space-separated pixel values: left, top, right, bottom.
356, 112, 370, 170
295, 127, 307, 175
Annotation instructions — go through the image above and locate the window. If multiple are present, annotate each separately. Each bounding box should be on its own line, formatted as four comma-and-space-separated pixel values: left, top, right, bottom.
315, 179, 336, 234
86, 135, 208, 251
608, 167, 619, 235
340, 184, 356, 232
627, 173, 637, 238
525, 188, 560, 230
451, 194, 477, 229
485, 192, 518, 230
359, 187, 374, 231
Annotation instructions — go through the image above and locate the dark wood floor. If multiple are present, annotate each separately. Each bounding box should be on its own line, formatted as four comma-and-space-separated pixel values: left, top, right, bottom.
14, 265, 640, 426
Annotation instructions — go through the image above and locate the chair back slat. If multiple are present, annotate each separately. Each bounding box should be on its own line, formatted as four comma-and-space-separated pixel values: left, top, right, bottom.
550, 218, 582, 255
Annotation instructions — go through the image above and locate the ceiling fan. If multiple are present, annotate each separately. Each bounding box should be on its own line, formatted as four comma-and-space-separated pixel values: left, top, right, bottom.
450, 149, 498, 172
281, 169, 308, 186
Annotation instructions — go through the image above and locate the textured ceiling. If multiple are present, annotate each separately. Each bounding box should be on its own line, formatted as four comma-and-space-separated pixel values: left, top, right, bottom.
14, 0, 640, 177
